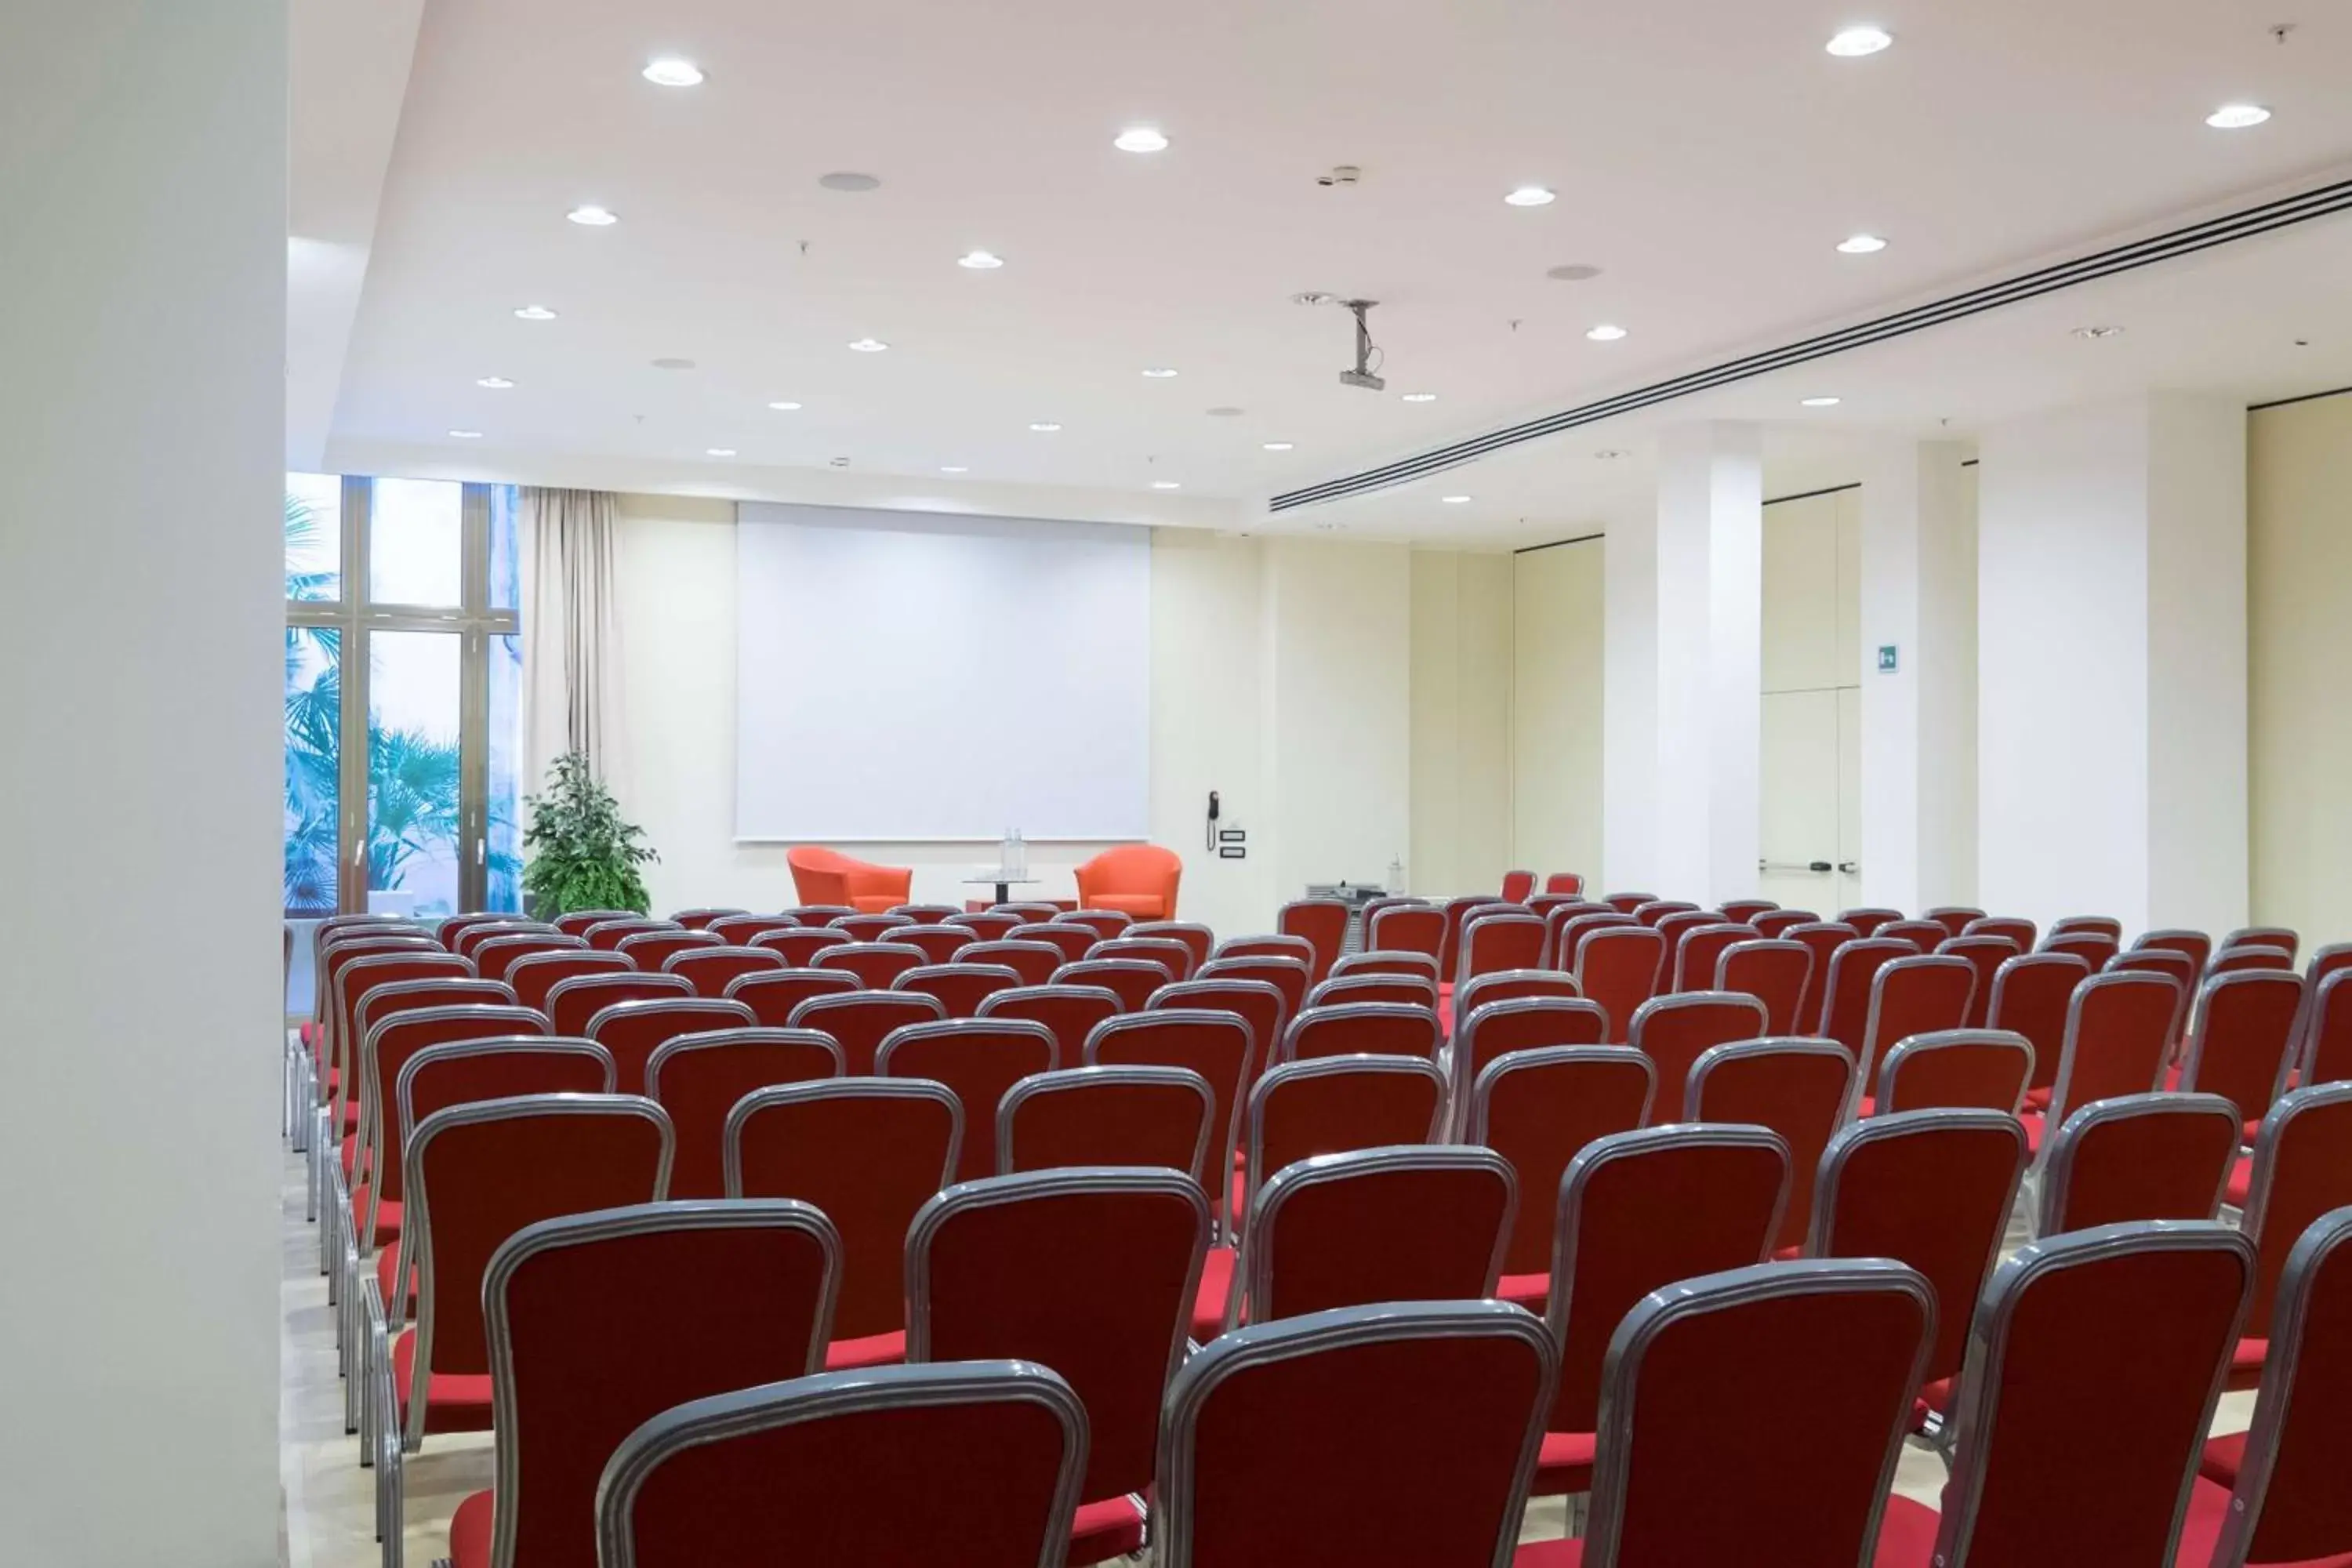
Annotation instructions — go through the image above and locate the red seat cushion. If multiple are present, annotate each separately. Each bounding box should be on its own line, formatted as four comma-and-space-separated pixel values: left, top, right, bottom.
448, 1490, 494, 1568
2227, 1336, 2267, 1392
822, 1330, 906, 1371
1496, 1272, 1548, 1312
2174, 1473, 2352, 1568
1871, 1494, 1944, 1566
2200, 1428, 2249, 1490
2023, 1085, 2053, 1112
2022, 1113, 2045, 1155
339, 1131, 360, 1177
1093, 894, 1167, 918
1512, 1541, 1585, 1566
1530, 1429, 1597, 1497
349, 1184, 401, 1249
387, 1330, 493, 1432
2227, 1154, 2253, 1209
300, 1021, 318, 1047
1067, 1495, 1147, 1566
1191, 1246, 1236, 1341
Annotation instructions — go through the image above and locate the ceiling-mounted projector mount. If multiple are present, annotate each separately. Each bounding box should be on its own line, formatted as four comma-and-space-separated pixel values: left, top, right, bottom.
1337, 297, 1385, 391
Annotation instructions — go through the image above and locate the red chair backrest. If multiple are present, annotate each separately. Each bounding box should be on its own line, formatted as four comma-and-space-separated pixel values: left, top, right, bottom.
1671, 922, 1759, 994
1454, 968, 1581, 1020
1751, 909, 1819, 939
1545, 872, 1587, 895
891, 904, 966, 926
2040, 931, 2119, 972
1236, 1147, 1515, 1329
1437, 895, 1506, 978
1838, 907, 1901, 937
1786, 922, 1860, 1033
1214, 932, 1314, 967
1051, 957, 1171, 1014
1195, 956, 1309, 1036
830, 912, 915, 942
1859, 953, 1977, 1094
705, 914, 798, 946
436, 912, 510, 951
1926, 906, 1987, 939
1962, 915, 2038, 949
1242, 1057, 1447, 1234
585, 917, 677, 951
2241, 1083, 2352, 1329
1452, 997, 1611, 1123
352, 977, 517, 1071
618, 928, 724, 971
878, 1018, 1058, 1182
1064, 909, 1135, 942
1152, 1302, 1553, 1568
1718, 897, 1777, 924
550, 909, 636, 938
507, 949, 633, 1014
1555, 909, 1635, 971
2226, 925, 2301, 963
450, 920, 551, 962
1127, 921, 1214, 975
812, 940, 927, 989
1091, 935, 1197, 982
978, 983, 1126, 1068
750, 926, 855, 967
724, 1080, 960, 1340
1501, 870, 1537, 903
1604, 891, 1657, 915
484, 1202, 839, 1568
1874, 1029, 2034, 1115
1926, 1224, 2254, 1568
365, 1005, 552, 1202
1008, 923, 1098, 964
546, 971, 693, 1038
1575, 927, 1668, 1044
2135, 927, 2214, 975
890, 924, 978, 965
1086, 1010, 1254, 1218
1686, 1040, 1854, 1252
1279, 1000, 1442, 1065
597, 1362, 1085, 1568
1811, 1109, 2027, 1385
720, 966, 857, 1027
1714, 937, 1812, 1034
336, 949, 476, 1065
894, 961, 1024, 1018
586, 996, 757, 1096
786, 989, 946, 1076
1457, 910, 1547, 988
1366, 902, 1444, 963
2180, 971, 2306, 1131
644, 1028, 842, 1200
1544, 1126, 1788, 1434
662, 944, 784, 998
1277, 898, 1352, 984
961, 938, 1065, 988
2036, 1093, 2239, 1235
996, 1065, 1214, 1181
398, 1042, 616, 1159
1468, 1046, 1657, 1278
1148, 977, 1288, 1091
1987, 951, 2092, 1093
1653, 909, 1722, 991
2213, 945, 2294, 975
1581, 1260, 1933, 1568
406, 1094, 673, 1378
1878, 919, 1950, 953
2049, 915, 2124, 941
2047, 971, 2183, 1127
1817, 938, 1915, 1062
474, 933, 587, 984
1307, 972, 1440, 1013
2305, 969, 2352, 1087
1939, 935, 2021, 1029
909, 1170, 1209, 1503
1633, 898, 1700, 929
1628, 992, 1769, 1125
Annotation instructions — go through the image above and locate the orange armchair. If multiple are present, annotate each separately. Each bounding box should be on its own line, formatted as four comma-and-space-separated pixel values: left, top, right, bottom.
786, 846, 913, 914
1073, 844, 1182, 921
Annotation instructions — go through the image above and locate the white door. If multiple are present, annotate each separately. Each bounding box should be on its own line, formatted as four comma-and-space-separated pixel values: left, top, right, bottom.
1761, 691, 1842, 913
1760, 487, 1862, 918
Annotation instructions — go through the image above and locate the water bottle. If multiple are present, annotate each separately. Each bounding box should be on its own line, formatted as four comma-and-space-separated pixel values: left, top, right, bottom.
1006, 828, 1028, 880
1388, 855, 1405, 895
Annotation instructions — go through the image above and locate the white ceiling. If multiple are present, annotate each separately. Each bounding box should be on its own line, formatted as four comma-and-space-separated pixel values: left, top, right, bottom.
302, 0, 2352, 543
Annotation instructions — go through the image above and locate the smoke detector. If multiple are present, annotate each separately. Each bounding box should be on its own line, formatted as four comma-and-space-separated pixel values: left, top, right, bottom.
1316, 165, 1363, 188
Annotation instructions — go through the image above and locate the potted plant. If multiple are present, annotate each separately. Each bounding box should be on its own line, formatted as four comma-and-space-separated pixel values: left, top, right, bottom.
521, 751, 658, 916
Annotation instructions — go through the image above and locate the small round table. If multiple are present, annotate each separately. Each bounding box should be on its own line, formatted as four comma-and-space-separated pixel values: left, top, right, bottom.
963, 873, 1042, 906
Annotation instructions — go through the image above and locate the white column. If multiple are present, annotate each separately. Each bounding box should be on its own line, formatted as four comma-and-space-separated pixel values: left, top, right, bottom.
0, 6, 285, 1563
1650, 423, 1764, 904
1859, 441, 1976, 912
1977, 395, 2246, 936
1601, 503, 1660, 892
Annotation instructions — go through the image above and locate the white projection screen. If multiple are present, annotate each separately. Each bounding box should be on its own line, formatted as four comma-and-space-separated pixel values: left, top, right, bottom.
735, 503, 1152, 840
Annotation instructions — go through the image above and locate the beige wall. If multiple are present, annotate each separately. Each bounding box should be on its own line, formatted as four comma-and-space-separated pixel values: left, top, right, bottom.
2249, 390, 2352, 949
1410, 550, 1515, 898
1511, 537, 1606, 887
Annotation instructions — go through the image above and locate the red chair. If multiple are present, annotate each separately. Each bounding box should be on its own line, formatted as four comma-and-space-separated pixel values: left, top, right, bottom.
1196, 954, 1309, 1039
1632, 898, 1700, 928
594, 1361, 1086, 1568
1073, 844, 1182, 920
2031, 971, 2183, 1152
435, 912, 510, 951
2212, 945, 2295, 975
1086, 1010, 1254, 1230
1439, 895, 1508, 980
372, 1094, 673, 1555
545, 971, 691, 1038
1054, 957, 1171, 1013
2136, 926, 2216, 977
1686, 1039, 1853, 1253
895, 960, 1023, 1018
1148, 976, 1287, 1090
786, 989, 945, 1076
750, 926, 855, 967
908, 1169, 1210, 1565
1926, 906, 1987, 939
720, 966, 855, 1027
981, 983, 1126, 1069
1962, 914, 2037, 949
1853, 953, 1977, 1109
644, 1026, 842, 1199
1307, 971, 1440, 1012
550, 909, 637, 938
811, 939, 926, 989
583, 916, 677, 952
1838, 906, 1902, 937
2034, 1092, 2238, 1236
2050, 914, 2124, 941
1816, 937, 1917, 1067
2040, 930, 2119, 971
617, 927, 724, 971
1128, 920, 1214, 975
1214, 932, 1314, 967
2225, 924, 2302, 963
1012, 923, 1102, 965
724, 1078, 960, 1368
451, 920, 554, 962
1878, 918, 1951, 953
996, 1065, 1215, 1181
1871, 1224, 2256, 1568
1468, 1045, 1656, 1309
1652, 909, 1722, 993
1988, 951, 2092, 1109
1752, 908, 1819, 939
473, 932, 587, 985
786, 845, 913, 913
1092, 935, 1197, 982
1717, 896, 1777, 924
1937, 935, 2020, 1029
1517, 1258, 1934, 1568
1455, 967, 1581, 1020
330, 951, 483, 1143
1366, 902, 1445, 967
1603, 891, 1657, 915
1870, 1029, 2034, 1115
1531, 1125, 1789, 1497
993, 902, 1064, 921
2177, 970, 2306, 1138
705, 913, 797, 946
586, 996, 757, 1097
891, 902, 966, 925
963, 938, 1067, 988
879, 1018, 1058, 1182
1628, 992, 1769, 1127
2301, 968, 2352, 1087
1224, 1146, 1515, 1330
1553, 909, 1635, 972
350, 993, 536, 1248
1449, 996, 1611, 1131
1669, 922, 1755, 993
1809, 1109, 2027, 1428
1576, 927, 1668, 1045
1279, 1000, 1442, 1065
1501, 869, 1537, 903
1787, 921, 1860, 1033
1277, 897, 1351, 984
1545, 872, 1588, 895
452, 1201, 837, 1568
894, 923, 980, 965
2108, 947, 2201, 1049
1715, 937, 1813, 1035
2230, 1083, 2352, 1391
499, 949, 630, 1017
832, 911, 916, 942
2183, 1205, 2352, 1568
1458, 909, 1549, 992
660, 943, 782, 997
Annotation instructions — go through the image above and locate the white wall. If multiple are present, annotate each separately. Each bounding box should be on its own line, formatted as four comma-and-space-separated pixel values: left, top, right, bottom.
0, 6, 284, 1562
1512, 538, 1606, 887
1411, 550, 1516, 898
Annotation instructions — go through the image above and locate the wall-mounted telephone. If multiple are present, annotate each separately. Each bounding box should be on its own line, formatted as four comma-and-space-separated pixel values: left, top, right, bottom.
1205, 790, 1220, 851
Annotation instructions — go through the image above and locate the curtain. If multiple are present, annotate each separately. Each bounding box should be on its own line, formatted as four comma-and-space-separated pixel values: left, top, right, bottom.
518, 486, 629, 797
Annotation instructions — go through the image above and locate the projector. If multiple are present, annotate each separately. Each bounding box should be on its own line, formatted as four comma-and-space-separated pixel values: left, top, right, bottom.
1339, 367, 1387, 392
1337, 298, 1385, 390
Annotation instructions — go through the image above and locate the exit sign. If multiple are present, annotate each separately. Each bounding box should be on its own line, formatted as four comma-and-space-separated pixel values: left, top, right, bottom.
1877, 644, 1900, 673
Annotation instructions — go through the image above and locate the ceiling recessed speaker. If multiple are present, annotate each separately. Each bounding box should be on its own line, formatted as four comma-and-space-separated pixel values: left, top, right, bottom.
818, 171, 881, 192
1207, 406, 1246, 417
1546, 263, 1603, 281
651, 358, 696, 371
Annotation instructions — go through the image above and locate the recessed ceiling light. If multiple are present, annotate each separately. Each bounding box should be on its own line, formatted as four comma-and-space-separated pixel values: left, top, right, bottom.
1825, 25, 1893, 56
1151, 481, 1181, 490
1441, 494, 1472, 504
641, 57, 704, 87
1262, 441, 1295, 452
1594, 448, 1629, 459
476, 376, 514, 389
1546, 263, 1603, 281
1114, 126, 1169, 153
1402, 392, 1438, 403
448, 429, 482, 439
818, 172, 881, 192
1585, 324, 1628, 342
566, 205, 619, 226
2072, 325, 2125, 340
706, 448, 736, 457
848, 337, 889, 352
1142, 367, 1180, 378
514, 304, 557, 321
1312, 521, 1346, 532
1504, 186, 1557, 207
1207, 406, 1246, 417
1029, 421, 1062, 432
1836, 233, 1888, 254
651, 358, 695, 371
957, 249, 1004, 270
2206, 103, 2271, 129
1291, 291, 1338, 307
941, 465, 969, 474
768, 400, 802, 411
1800, 396, 1842, 407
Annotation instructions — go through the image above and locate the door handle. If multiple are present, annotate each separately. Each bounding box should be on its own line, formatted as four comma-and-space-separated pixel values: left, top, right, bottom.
1838, 861, 1860, 875
1760, 860, 1834, 874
